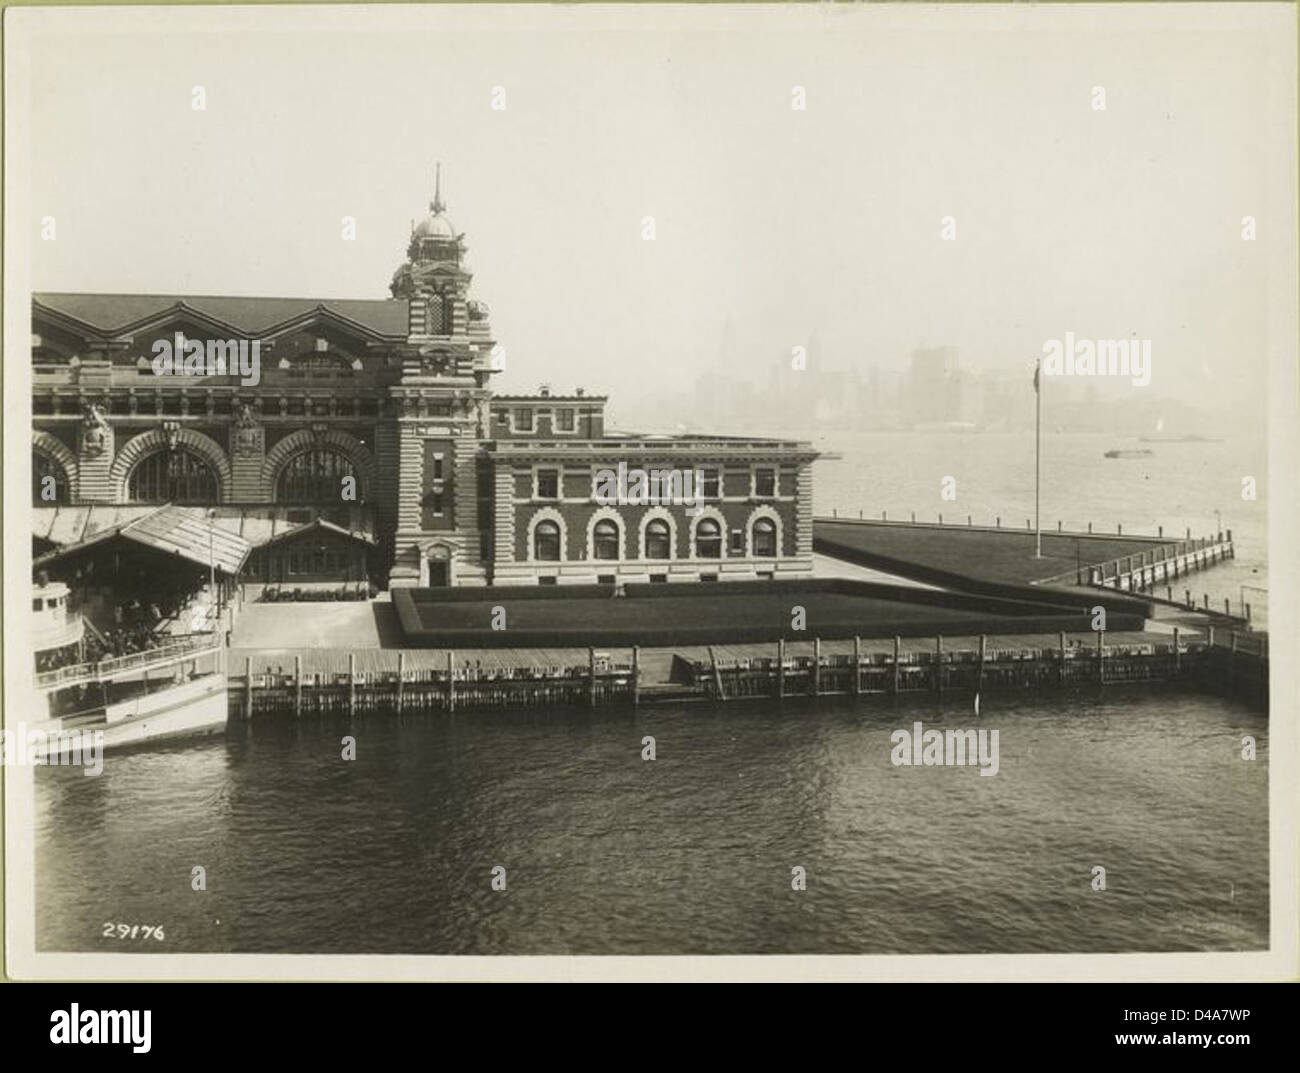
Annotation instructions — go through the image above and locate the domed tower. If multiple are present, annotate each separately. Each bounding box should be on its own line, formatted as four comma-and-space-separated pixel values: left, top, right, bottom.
390, 164, 494, 349
384, 164, 501, 591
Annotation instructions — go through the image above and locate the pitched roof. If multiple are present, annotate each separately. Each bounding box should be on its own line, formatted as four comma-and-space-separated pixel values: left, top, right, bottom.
34, 504, 251, 574
34, 292, 408, 339
252, 517, 378, 550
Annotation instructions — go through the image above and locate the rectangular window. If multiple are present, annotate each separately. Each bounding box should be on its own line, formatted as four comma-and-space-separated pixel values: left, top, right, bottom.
700, 573, 719, 583
755, 468, 777, 497
32, 598, 42, 611
432, 453, 445, 480
536, 469, 559, 499
556, 408, 575, 431
514, 407, 534, 432
430, 493, 445, 516
597, 574, 616, 585
702, 469, 720, 498
649, 574, 668, 584
539, 575, 558, 586
289, 554, 300, 575
730, 529, 745, 554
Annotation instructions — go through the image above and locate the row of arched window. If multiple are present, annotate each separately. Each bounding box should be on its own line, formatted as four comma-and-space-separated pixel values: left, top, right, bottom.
32, 446, 360, 505
533, 515, 779, 562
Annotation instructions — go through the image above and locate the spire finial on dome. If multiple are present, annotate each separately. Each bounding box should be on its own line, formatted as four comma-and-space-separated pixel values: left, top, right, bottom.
431, 162, 445, 214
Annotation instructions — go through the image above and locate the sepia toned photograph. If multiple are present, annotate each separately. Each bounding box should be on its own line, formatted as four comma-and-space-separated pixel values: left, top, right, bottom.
3, 1, 1296, 985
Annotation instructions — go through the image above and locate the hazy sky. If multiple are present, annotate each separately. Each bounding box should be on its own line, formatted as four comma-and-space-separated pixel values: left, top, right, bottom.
15, 3, 1297, 425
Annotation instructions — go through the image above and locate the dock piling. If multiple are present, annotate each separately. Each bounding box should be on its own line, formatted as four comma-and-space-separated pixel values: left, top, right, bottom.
853, 635, 861, 696
245, 655, 253, 719
813, 637, 821, 697
348, 653, 356, 716
396, 651, 405, 713
935, 635, 943, 694
448, 650, 456, 712
892, 636, 901, 695
632, 645, 640, 706
295, 655, 303, 718
778, 638, 786, 699
709, 645, 726, 701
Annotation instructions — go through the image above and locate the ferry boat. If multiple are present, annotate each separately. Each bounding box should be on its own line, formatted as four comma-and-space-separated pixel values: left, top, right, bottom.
31, 580, 228, 756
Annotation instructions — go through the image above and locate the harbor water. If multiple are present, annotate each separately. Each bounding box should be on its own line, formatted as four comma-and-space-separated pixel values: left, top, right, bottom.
35, 689, 1267, 954
33, 429, 1270, 955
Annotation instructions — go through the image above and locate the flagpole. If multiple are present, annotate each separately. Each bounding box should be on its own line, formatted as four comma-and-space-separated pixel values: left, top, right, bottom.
1034, 357, 1042, 558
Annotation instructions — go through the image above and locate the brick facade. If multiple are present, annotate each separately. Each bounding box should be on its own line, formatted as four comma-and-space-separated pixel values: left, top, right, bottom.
30, 171, 818, 589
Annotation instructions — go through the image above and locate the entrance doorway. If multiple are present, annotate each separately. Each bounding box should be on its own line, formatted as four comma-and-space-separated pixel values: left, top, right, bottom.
425, 546, 452, 587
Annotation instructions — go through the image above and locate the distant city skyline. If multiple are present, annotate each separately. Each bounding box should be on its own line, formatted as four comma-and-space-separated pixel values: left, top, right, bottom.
22, 4, 1293, 442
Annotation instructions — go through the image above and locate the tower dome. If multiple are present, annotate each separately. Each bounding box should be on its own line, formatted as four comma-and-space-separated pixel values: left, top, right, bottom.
406, 163, 462, 263
413, 212, 457, 239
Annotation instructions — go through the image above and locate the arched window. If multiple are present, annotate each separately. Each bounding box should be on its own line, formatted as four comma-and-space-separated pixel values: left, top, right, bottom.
33, 451, 69, 505
127, 448, 218, 504
645, 518, 671, 559
275, 448, 358, 503
534, 520, 561, 561
752, 517, 777, 557
695, 518, 722, 559
593, 519, 620, 560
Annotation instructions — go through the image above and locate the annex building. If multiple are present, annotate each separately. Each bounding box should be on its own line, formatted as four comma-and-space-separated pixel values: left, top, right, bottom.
31, 170, 819, 591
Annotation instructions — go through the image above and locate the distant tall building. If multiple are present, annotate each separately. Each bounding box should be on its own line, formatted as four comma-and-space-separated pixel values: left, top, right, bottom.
909, 346, 962, 425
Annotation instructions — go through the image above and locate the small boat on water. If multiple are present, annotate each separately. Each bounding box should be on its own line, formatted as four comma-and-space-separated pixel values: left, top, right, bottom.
32, 580, 227, 758
1137, 434, 1222, 443
1104, 448, 1153, 459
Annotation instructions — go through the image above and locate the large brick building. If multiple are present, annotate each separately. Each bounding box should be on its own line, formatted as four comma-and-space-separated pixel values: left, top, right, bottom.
30, 170, 819, 590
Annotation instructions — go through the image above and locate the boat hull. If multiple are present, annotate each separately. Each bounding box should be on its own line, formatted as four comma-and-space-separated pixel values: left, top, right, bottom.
37, 673, 228, 756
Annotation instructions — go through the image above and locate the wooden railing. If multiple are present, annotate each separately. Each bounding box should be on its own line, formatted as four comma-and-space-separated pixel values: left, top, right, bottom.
36, 634, 221, 692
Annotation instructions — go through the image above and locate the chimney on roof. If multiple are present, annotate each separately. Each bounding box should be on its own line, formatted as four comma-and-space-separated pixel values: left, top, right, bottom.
538, 383, 551, 397
575, 387, 585, 397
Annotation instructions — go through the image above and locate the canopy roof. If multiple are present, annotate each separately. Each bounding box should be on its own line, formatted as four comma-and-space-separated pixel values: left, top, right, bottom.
34, 504, 251, 575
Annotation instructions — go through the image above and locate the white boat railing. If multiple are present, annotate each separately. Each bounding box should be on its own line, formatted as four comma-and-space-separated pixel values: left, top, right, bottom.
36, 635, 221, 692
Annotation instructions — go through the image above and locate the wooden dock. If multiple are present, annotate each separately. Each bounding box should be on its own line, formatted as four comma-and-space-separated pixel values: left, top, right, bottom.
226, 625, 1267, 717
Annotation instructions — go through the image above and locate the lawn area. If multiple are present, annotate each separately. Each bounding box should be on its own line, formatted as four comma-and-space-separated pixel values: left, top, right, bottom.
814, 520, 1167, 586
410, 592, 998, 633
391, 580, 1140, 647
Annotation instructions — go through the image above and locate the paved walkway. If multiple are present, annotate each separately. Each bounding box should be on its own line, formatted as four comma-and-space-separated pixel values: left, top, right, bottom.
231, 596, 402, 649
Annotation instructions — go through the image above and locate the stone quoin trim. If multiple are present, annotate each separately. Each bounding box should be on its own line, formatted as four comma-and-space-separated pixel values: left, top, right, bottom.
524, 506, 568, 562
110, 426, 232, 502
744, 504, 784, 559
688, 505, 729, 561
32, 430, 80, 501
260, 428, 377, 502
637, 506, 678, 561
584, 505, 627, 562
30, 172, 819, 589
